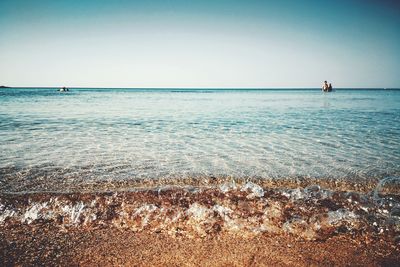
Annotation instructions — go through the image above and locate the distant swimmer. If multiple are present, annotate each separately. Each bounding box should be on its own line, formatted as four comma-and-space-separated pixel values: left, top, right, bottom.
322, 81, 329, 92
322, 81, 333, 92
58, 87, 69, 92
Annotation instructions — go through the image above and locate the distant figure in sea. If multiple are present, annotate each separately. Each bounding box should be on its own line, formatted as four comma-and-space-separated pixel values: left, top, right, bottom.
322, 81, 329, 92
322, 81, 333, 92
59, 87, 69, 92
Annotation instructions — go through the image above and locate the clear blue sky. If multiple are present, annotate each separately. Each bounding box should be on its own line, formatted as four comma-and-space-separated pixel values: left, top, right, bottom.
0, 0, 399, 88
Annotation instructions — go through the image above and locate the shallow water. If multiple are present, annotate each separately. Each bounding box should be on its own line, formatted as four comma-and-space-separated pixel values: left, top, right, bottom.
0, 88, 399, 192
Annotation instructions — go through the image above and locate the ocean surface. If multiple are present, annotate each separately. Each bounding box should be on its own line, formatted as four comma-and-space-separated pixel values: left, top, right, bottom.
0, 88, 399, 192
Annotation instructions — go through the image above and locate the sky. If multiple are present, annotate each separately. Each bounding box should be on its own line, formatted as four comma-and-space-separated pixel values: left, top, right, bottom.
0, 0, 399, 88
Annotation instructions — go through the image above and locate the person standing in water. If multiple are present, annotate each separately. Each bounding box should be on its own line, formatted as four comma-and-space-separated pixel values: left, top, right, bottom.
322, 81, 329, 92
328, 83, 333, 92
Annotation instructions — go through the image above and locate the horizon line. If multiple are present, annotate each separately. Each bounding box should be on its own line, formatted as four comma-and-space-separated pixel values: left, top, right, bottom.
1, 86, 400, 90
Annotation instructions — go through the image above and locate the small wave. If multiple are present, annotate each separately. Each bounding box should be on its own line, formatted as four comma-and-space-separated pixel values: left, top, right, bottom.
1, 181, 399, 242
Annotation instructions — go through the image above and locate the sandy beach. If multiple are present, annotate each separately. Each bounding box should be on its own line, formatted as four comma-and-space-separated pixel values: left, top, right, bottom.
1, 181, 399, 266
1, 226, 399, 266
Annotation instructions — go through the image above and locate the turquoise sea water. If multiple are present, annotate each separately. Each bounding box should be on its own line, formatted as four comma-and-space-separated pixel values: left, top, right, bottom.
0, 88, 399, 191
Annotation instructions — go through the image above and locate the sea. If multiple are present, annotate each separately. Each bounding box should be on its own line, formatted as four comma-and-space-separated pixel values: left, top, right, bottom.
1, 88, 400, 241
0, 88, 399, 192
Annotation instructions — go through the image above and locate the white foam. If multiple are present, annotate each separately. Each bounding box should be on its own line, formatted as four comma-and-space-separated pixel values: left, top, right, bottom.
219, 181, 237, 193
0, 208, 15, 224
22, 203, 48, 224
61, 202, 86, 225
212, 204, 244, 231
288, 188, 306, 200
187, 203, 211, 222
213, 204, 233, 216
241, 182, 264, 198
133, 204, 158, 227
327, 209, 358, 226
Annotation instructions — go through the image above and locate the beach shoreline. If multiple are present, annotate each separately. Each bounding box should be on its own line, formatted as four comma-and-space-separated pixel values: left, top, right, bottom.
0, 171, 385, 194
1, 181, 399, 266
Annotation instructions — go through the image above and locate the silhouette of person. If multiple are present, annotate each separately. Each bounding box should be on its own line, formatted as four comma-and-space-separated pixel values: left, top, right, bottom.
322, 81, 329, 92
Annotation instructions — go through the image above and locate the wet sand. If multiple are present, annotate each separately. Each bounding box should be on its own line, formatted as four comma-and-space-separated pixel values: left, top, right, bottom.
1, 181, 399, 266
1, 226, 399, 266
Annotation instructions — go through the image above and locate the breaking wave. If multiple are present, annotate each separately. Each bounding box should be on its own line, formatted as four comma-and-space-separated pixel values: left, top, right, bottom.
1, 179, 399, 242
